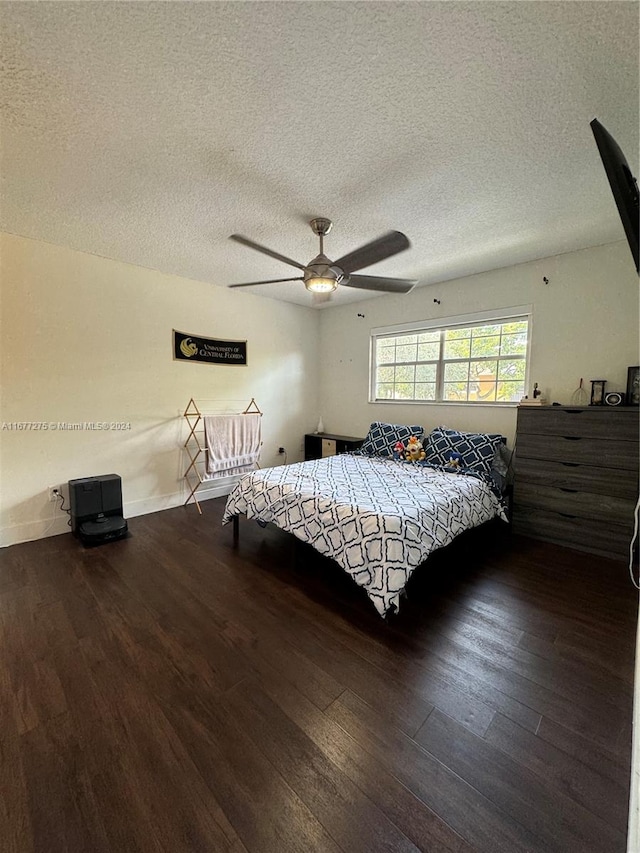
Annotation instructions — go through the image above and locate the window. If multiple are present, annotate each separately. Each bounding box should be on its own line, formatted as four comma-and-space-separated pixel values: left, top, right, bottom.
370, 310, 530, 404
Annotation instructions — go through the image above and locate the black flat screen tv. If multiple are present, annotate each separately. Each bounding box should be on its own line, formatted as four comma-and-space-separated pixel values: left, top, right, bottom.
590, 118, 639, 273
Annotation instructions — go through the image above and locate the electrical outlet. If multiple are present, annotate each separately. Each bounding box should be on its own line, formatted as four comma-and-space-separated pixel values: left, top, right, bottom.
48, 485, 60, 502
278, 447, 286, 454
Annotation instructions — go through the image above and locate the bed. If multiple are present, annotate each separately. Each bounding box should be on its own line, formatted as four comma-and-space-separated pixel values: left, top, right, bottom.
222, 423, 509, 617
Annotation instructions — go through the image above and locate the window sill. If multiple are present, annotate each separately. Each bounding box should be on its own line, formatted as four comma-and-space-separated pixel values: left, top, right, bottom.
369, 400, 521, 408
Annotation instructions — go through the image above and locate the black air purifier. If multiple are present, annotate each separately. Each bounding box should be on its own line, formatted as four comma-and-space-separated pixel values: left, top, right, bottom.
68, 474, 128, 545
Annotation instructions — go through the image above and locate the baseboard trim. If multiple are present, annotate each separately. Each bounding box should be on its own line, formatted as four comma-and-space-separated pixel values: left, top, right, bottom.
0, 477, 240, 548
628, 599, 640, 853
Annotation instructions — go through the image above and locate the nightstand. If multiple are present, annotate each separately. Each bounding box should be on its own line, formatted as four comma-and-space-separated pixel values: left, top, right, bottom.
304, 433, 364, 461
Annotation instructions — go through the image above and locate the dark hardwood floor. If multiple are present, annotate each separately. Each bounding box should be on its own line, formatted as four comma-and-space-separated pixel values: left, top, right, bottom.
0, 498, 636, 853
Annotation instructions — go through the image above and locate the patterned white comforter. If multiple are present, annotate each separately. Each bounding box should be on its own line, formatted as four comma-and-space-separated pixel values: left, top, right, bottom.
222, 454, 506, 617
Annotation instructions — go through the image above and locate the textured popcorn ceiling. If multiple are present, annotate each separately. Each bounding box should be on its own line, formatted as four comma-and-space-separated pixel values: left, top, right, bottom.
1, 2, 638, 308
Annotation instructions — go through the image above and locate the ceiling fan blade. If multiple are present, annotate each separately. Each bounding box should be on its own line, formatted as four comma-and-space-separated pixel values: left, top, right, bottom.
341, 275, 418, 293
228, 277, 304, 288
333, 230, 410, 273
343, 275, 417, 294
230, 234, 306, 271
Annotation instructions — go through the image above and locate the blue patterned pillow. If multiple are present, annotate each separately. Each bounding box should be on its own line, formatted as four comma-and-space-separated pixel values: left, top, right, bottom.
429, 426, 504, 451
359, 422, 424, 457
423, 426, 503, 476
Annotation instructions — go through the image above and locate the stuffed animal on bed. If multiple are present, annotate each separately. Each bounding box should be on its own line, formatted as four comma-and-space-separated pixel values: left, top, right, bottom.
393, 440, 406, 460
445, 451, 464, 469
404, 435, 426, 462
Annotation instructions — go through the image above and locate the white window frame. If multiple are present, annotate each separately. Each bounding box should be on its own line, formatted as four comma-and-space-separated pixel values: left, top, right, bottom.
369, 305, 533, 406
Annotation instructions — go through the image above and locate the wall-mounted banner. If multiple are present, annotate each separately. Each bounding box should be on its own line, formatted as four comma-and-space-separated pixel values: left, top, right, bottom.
173, 330, 247, 365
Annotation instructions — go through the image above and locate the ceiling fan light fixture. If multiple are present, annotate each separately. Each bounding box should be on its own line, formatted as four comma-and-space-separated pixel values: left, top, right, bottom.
305, 276, 338, 293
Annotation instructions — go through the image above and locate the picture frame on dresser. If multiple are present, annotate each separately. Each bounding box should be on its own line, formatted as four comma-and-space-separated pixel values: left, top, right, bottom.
590, 379, 606, 406
626, 366, 640, 406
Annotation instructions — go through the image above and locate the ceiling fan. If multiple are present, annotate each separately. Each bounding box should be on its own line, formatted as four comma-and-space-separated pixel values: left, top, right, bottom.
228, 218, 418, 298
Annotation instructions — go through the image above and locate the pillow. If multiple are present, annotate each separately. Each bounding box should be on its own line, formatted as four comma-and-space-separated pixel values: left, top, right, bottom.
423, 426, 503, 477
359, 422, 424, 457
422, 426, 505, 458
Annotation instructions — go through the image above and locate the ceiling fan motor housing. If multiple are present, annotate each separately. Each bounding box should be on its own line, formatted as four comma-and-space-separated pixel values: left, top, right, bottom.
303, 253, 344, 292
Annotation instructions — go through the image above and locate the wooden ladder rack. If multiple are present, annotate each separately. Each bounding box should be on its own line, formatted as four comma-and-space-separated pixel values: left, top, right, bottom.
183, 397, 262, 514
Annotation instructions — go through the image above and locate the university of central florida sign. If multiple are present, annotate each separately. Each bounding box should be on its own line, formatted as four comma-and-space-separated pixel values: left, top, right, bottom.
173, 330, 247, 366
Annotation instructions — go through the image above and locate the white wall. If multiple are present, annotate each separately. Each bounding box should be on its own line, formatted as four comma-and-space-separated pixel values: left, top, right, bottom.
0, 233, 320, 546
318, 241, 639, 445
2, 236, 637, 547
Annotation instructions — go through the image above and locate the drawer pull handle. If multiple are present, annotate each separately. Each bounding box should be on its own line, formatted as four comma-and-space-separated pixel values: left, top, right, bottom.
564, 409, 585, 415
559, 487, 578, 493
559, 512, 577, 519
562, 436, 582, 441
561, 462, 580, 467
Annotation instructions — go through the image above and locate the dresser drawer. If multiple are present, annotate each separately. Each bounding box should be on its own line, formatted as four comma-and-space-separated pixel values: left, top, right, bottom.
321, 439, 337, 458
517, 433, 637, 470
512, 505, 631, 559
514, 457, 638, 500
513, 482, 636, 526
517, 407, 639, 441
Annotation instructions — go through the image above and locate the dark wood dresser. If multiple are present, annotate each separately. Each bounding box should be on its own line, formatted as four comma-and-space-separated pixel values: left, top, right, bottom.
512, 405, 639, 559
